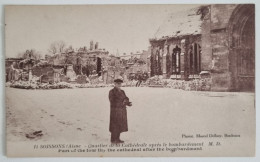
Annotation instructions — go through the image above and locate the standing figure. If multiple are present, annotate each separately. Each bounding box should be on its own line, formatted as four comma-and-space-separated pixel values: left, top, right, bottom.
136, 73, 143, 87
8, 62, 16, 82
109, 79, 132, 143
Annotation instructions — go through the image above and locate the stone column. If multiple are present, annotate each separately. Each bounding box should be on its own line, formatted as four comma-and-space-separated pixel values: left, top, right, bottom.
162, 46, 167, 78
184, 38, 189, 81
90, 41, 94, 50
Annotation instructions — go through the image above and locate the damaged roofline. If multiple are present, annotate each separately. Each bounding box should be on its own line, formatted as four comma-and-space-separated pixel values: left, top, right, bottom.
149, 33, 201, 43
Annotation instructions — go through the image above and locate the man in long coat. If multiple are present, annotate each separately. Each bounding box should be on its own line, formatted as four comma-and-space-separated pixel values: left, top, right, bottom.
109, 79, 132, 143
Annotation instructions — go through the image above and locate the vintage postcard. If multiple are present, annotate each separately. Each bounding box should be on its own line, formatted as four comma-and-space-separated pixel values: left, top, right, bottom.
5, 4, 255, 157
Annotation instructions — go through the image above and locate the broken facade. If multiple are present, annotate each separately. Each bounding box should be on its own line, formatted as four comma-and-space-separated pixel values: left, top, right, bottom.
149, 4, 255, 91
47, 41, 109, 78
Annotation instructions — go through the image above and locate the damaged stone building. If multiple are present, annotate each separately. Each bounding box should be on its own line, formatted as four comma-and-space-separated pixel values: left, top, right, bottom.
48, 41, 109, 77
149, 4, 255, 91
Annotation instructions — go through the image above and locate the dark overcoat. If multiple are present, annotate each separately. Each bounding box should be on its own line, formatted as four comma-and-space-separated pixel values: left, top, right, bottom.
109, 87, 129, 133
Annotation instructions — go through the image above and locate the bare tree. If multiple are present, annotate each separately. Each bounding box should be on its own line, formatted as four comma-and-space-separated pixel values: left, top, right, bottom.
48, 41, 66, 54
58, 41, 66, 53
48, 43, 57, 54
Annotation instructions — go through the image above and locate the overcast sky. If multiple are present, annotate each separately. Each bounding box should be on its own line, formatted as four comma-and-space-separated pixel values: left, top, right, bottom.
5, 4, 200, 58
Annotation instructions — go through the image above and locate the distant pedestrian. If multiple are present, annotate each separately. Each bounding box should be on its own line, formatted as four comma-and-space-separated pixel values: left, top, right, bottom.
8, 62, 16, 82
136, 73, 143, 87
142, 72, 149, 82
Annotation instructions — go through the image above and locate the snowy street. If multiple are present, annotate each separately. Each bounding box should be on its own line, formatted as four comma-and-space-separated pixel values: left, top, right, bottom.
6, 87, 255, 145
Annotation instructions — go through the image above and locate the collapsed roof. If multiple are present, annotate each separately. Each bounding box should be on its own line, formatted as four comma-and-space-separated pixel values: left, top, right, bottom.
152, 6, 206, 41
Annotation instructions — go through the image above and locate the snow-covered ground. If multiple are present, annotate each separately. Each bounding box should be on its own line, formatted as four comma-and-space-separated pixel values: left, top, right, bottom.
5, 87, 255, 156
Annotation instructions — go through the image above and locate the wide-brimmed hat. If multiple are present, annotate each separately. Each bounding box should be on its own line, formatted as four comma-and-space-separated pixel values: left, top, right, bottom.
114, 78, 123, 83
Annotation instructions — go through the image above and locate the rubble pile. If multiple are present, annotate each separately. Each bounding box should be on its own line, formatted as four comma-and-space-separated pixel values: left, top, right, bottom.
7, 74, 212, 91
8, 81, 73, 90
76, 75, 88, 84
7, 80, 113, 90
144, 75, 212, 91
145, 76, 164, 87
164, 78, 211, 91
74, 83, 112, 88
40, 82, 73, 89
122, 80, 138, 87
9, 81, 33, 89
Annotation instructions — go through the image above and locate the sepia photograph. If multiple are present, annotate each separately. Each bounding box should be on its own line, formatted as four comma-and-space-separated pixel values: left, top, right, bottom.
4, 4, 255, 157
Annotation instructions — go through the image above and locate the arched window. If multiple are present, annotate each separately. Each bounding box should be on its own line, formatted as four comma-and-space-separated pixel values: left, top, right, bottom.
189, 43, 201, 74
156, 50, 159, 61
97, 57, 102, 76
172, 45, 181, 74
154, 48, 162, 75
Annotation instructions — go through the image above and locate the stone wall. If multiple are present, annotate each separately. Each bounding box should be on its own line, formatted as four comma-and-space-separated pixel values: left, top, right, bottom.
211, 4, 237, 30
208, 4, 238, 91
32, 66, 53, 77
200, 6, 212, 71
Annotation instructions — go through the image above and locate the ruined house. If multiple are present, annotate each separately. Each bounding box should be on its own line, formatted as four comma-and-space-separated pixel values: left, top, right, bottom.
5, 58, 23, 81
31, 61, 65, 83
47, 41, 109, 77
149, 4, 255, 91
119, 51, 149, 77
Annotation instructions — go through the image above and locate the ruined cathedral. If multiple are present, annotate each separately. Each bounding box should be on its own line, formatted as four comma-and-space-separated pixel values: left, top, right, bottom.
149, 4, 255, 91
